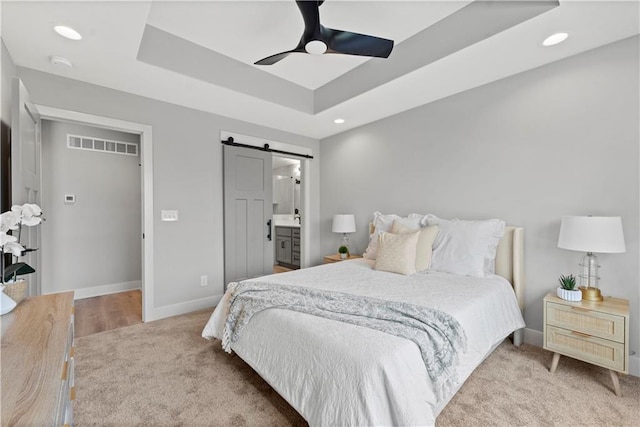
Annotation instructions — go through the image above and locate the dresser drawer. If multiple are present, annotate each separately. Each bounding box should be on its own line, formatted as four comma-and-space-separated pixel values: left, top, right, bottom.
292, 252, 300, 267
546, 325, 625, 371
546, 302, 625, 343
276, 227, 292, 237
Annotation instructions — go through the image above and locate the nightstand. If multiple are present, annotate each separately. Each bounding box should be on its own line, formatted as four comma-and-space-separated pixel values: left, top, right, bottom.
543, 292, 629, 396
323, 254, 363, 264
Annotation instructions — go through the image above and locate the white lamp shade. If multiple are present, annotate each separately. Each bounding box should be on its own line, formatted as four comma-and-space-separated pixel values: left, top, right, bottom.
558, 216, 626, 253
332, 214, 356, 233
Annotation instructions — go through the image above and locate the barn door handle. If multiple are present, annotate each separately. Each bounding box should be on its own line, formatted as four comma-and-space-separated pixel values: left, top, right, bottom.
267, 220, 272, 241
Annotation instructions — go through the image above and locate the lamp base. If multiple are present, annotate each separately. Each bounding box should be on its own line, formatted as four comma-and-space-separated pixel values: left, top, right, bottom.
579, 286, 603, 302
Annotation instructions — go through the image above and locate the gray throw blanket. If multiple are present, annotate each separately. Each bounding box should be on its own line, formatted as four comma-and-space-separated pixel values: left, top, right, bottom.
222, 281, 467, 401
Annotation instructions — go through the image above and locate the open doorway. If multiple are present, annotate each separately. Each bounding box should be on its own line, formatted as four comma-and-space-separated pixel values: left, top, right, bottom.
272, 155, 302, 273
220, 131, 313, 280
41, 119, 143, 334
36, 105, 154, 322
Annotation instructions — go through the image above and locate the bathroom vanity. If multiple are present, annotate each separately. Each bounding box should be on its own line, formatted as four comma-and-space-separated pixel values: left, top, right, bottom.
275, 225, 300, 269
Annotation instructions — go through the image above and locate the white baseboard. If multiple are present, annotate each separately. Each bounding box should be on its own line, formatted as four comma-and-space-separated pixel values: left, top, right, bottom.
146, 294, 222, 322
523, 327, 639, 377
73, 281, 141, 300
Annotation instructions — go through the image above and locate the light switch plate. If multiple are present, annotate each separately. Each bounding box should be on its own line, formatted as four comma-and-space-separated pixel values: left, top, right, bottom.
64, 194, 76, 204
161, 210, 179, 222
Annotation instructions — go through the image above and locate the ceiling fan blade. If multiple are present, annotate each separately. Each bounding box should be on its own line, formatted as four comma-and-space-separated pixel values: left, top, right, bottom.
255, 1, 319, 65
296, 0, 322, 41
322, 27, 394, 58
255, 1, 394, 65
254, 49, 302, 66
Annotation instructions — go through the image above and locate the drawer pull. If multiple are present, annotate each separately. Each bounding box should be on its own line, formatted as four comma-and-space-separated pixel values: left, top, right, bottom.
571, 331, 592, 338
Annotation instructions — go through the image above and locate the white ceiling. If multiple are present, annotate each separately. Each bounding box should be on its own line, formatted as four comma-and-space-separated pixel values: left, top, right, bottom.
146, 0, 470, 89
273, 156, 300, 170
2, 1, 638, 140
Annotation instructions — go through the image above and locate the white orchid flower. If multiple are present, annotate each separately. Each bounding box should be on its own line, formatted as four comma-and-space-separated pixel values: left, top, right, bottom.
21, 215, 42, 227
0, 231, 24, 256
21, 203, 42, 218
0, 211, 20, 232
0, 231, 17, 246
3, 241, 24, 257
8, 203, 43, 227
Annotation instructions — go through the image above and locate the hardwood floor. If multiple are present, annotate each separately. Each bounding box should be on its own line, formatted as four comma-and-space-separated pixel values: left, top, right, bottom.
75, 290, 142, 338
273, 264, 293, 274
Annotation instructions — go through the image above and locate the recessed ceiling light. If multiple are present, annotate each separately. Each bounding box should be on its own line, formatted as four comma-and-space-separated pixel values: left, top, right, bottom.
50, 56, 73, 68
333, 118, 345, 124
542, 32, 568, 47
54, 25, 82, 41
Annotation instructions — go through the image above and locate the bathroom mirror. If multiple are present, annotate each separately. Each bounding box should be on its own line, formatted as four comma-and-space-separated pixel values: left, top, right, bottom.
272, 157, 301, 215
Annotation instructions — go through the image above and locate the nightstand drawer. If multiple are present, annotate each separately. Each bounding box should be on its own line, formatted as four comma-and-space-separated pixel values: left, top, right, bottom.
546, 325, 625, 372
546, 302, 625, 343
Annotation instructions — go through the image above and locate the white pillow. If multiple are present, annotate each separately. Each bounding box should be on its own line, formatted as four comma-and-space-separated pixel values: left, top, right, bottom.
374, 230, 420, 275
390, 221, 439, 272
363, 212, 424, 260
426, 215, 505, 277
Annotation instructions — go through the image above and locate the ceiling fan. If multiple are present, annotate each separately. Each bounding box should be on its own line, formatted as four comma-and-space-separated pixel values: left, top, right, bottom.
255, 0, 394, 66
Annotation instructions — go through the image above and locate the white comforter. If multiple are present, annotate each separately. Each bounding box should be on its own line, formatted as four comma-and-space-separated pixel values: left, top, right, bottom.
203, 259, 525, 426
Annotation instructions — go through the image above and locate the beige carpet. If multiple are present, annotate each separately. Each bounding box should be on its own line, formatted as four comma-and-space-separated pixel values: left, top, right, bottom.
75, 310, 639, 426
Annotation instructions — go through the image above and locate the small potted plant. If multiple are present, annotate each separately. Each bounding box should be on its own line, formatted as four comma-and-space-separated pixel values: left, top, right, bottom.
1, 203, 43, 313
557, 274, 581, 301
338, 245, 349, 259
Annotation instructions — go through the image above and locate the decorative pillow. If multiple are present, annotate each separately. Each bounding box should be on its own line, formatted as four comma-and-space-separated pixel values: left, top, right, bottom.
374, 230, 420, 275
363, 212, 425, 260
390, 221, 439, 272
426, 215, 505, 277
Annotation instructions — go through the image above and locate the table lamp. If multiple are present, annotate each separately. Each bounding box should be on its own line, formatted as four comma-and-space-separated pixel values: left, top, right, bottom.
332, 214, 356, 253
557, 216, 626, 302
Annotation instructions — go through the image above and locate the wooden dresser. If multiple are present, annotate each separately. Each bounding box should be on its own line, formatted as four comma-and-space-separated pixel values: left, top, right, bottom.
1, 291, 75, 425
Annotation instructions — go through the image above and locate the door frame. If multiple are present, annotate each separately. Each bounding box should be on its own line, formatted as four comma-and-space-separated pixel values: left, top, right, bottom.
36, 105, 154, 322
11, 78, 42, 296
221, 131, 312, 268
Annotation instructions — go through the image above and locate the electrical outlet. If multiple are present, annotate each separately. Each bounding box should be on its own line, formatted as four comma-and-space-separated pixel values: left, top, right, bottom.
200, 275, 208, 287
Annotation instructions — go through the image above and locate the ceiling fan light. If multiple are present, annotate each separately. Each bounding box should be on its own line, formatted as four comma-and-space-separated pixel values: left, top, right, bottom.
305, 40, 327, 55
54, 25, 82, 41
542, 32, 568, 47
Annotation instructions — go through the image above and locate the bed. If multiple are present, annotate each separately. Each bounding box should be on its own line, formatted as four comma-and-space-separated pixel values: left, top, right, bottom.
203, 224, 525, 426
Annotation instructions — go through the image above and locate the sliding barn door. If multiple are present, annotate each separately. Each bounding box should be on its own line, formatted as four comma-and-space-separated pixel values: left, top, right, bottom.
223, 145, 273, 287
11, 78, 42, 296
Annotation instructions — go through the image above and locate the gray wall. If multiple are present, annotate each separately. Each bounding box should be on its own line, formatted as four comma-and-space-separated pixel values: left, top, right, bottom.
1, 40, 14, 130
1, 40, 17, 210
320, 36, 640, 357
41, 120, 141, 294
16, 67, 320, 312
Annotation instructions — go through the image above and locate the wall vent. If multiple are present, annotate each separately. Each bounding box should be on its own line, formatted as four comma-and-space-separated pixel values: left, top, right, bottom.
67, 134, 138, 156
